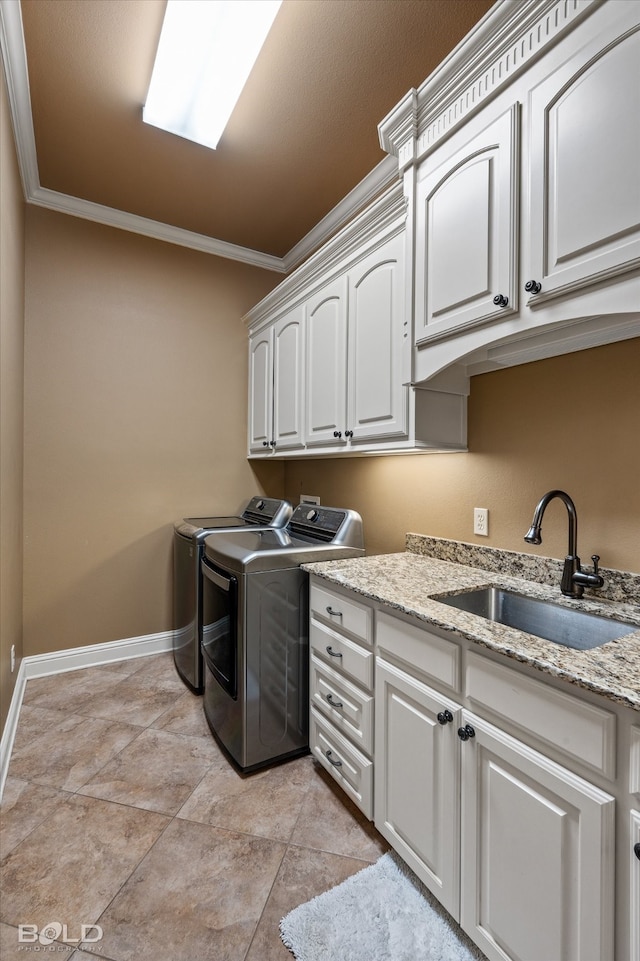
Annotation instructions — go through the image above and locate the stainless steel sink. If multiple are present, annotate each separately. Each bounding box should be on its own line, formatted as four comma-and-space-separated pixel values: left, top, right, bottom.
437, 587, 636, 650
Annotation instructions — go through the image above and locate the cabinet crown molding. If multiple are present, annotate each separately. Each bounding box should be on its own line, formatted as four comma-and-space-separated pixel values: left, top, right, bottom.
378, 0, 599, 168
243, 183, 407, 332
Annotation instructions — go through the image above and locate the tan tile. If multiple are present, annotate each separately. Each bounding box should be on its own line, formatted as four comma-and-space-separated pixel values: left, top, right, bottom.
8, 714, 143, 792
77, 668, 184, 727
246, 844, 370, 961
21, 667, 127, 713
78, 728, 220, 815
291, 761, 389, 861
0, 777, 71, 860
177, 754, 315, 841
138, 652, 183, 686
0, 794, 169, 933
93, 818, 286, 961
151, 689, 211, 738
10, 704, 68, 753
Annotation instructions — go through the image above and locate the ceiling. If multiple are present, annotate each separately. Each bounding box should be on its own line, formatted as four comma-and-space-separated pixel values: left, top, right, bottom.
14, 0, 494, 268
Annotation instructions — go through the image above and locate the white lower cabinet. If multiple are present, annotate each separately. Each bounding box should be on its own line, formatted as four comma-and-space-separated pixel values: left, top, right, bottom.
308, 579, 374, 817
372, 608, 619, 961
631, 810, 640, 961
374, 657, 461, 918
375, 654, 615, 961
459, 711, 615, 961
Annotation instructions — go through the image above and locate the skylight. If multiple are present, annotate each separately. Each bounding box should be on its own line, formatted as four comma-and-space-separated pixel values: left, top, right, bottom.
143, 0, 282, 151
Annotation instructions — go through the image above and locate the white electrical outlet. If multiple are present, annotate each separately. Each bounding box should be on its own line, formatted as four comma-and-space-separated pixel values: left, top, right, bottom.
300, 494, 320, 506
474, 508, 489, 536
11, 644, 16, 673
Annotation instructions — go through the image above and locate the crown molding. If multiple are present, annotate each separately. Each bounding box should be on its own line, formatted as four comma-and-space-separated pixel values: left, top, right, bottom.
378, 0, 600, 168
26, 184, 287, 271
244, 181, 407, 331
0, 0, 395, 275
282, 155, 399, 272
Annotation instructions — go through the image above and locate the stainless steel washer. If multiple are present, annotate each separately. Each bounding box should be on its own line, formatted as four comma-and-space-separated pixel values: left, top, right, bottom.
200, 505, 364, 772
172, 497, 292, 693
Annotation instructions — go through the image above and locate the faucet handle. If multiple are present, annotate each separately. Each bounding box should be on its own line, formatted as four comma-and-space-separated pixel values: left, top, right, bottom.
591, 555, 600, 574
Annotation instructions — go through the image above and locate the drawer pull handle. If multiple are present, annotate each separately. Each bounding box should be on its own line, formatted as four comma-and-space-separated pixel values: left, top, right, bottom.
325, 749, 343, 767
458, 724, 476, 742
326, 645, 342, 658
326, 606, 342, 617
635, 842, 640, 862
326, 693, 343, 709
437, 709, 453, 725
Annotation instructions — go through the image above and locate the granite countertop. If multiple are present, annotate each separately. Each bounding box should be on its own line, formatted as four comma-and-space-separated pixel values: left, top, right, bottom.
304, 537, 640, 711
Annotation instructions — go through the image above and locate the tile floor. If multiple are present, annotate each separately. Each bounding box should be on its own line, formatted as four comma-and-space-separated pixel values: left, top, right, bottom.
0, 653, 388, 961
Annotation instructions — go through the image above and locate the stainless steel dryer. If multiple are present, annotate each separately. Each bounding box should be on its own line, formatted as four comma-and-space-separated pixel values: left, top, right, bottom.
172, 497, 292, 693
200, 505, 364, 772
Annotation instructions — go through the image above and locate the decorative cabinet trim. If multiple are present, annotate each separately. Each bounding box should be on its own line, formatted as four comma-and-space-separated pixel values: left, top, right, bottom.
244, 185, 407, 334
378, 0, 597, 168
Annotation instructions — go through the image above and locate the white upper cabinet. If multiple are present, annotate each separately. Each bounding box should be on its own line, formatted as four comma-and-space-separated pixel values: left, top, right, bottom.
527, 18, 640, 302
306, 232, 407, 449
273, 309, 304, 451
415, 106, 519, 345
305, 277, 348, 447
380, 0, 640, 383
347, 233, 408, 443
248, 307, 304, 455
248, 327, 272, 453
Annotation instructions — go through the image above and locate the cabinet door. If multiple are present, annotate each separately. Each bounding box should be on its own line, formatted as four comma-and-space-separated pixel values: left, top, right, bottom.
273, 308, 304, 451
374, 658, 461, 919
248, 327, 273, 453
414, 106, 519, 345
305, 277, 348, 447
632, 810, 640, 961
460, 711, 615, 961
347, 232, 408, 442
528, 15, 640, 302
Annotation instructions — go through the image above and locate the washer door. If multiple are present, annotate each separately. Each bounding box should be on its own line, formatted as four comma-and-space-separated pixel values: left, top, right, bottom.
201, 560, 238, 700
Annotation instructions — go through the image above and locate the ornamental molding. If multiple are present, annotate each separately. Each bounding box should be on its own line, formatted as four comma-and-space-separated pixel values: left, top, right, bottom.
244, 183, 407, 331
379, 0, 600, 169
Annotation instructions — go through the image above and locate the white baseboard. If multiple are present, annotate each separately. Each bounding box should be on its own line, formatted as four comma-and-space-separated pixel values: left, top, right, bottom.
0, 630, 174, 801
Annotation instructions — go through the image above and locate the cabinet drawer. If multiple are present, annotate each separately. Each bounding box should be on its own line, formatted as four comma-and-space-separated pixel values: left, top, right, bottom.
466, 651, 616, 779
310, 619, 374, 691
376, 609, 461, 692
310, 707, 373, 818
311, 654, 374, 755
310, 582, 373, 645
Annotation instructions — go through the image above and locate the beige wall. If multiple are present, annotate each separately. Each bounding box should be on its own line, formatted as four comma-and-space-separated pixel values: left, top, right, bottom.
0, 65, 25, 731
284, 339, 640, 573
23, 208, 283, 658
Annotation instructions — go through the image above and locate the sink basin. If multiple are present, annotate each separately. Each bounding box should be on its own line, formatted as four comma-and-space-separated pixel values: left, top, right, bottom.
437, 587, 636, 650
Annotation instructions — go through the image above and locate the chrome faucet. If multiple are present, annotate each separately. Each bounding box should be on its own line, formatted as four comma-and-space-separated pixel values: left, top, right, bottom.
524, 490, 604, 598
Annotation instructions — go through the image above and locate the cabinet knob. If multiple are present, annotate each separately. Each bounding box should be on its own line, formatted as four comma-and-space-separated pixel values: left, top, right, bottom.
437, 709, 453, 725
635, 842, 640, 861
457, 724, 476, 741
333, 430, 342, 438
262, 441, 269, 447
525, 279, 542, 294
325, 645, 343, 658
325, 749, 343, 768
345, 430, 354, 438
271, 440, 276, 448
493, 294, 509, 308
